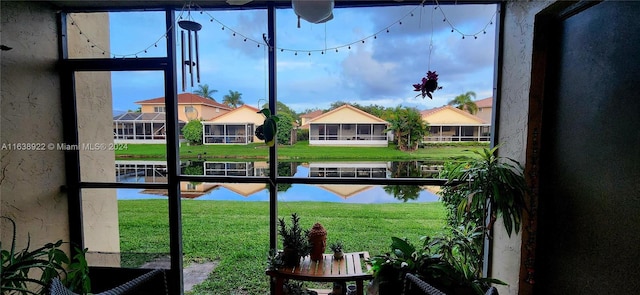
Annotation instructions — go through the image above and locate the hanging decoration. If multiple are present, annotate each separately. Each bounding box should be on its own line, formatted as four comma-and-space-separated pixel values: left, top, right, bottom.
179, 5, 203, 91
413, 71, 441, 99
292, 0, 334, 27
412, 4, 442, 99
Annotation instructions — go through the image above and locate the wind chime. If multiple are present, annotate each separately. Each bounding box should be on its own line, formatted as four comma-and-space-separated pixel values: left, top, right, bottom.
179, 6, 202, 92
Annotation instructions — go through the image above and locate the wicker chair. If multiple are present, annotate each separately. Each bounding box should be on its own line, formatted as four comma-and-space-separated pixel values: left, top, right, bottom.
402, 273, 447, 295
402, 273, 499, 295
49, 269, 166, 295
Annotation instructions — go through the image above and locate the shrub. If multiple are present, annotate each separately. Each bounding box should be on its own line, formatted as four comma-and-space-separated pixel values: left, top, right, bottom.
296, 128, 309, 142
182, 120, 203, 145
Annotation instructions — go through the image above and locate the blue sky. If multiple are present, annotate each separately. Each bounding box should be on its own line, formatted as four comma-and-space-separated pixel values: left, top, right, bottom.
107, 3, 497, 114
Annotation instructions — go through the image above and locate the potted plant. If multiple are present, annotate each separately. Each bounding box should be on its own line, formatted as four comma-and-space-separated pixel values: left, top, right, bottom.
329, 241, 344, 260
1, 216, 91, 295
369, 236, 504, 295
277, 213, 311, 267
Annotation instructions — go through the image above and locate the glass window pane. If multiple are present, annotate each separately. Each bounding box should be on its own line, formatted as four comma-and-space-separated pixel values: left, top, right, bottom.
82, 188, 170, 268
175, 8, 269, 172
66, 12, 167, 59
77, 71, 166, 183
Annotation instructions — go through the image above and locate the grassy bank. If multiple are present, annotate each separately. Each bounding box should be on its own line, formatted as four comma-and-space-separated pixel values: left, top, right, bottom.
118, 200, 446, 294
115, 141, 488, 161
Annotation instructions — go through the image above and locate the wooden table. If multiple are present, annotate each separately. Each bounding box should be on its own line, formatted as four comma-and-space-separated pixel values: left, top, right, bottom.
266, 251, 373, 295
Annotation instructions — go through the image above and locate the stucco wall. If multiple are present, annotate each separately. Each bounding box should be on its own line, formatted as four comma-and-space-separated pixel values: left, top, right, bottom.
67, 13, 121, 267
0, 3, 119, 268
1, 1, 69, 252
492, 1, 554, 294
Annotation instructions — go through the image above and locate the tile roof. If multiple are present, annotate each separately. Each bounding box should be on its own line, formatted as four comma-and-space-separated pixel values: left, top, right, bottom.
300, 109, 324, 118
475, 97, 493, 108
135, 93, 232, 110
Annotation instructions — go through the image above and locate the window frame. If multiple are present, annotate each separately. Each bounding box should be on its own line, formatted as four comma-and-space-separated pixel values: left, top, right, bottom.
59, 2, 502, 293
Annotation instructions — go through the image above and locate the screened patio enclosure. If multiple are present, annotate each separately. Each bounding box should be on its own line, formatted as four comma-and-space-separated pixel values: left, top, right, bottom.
113, 112, 186, 143
309, 123, 388, 146
202, 123, 255, 144
426, 125, 491, 142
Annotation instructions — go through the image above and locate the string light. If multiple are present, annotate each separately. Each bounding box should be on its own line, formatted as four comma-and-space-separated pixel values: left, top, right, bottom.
435, 0, 497, 40
68, 1, 496, 58
66, 4, 187, 58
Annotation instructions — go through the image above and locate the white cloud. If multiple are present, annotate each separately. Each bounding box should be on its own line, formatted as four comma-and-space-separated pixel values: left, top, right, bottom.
109, 4, 497, 114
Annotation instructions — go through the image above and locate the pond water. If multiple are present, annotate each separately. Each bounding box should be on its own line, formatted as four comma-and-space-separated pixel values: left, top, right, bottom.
116, 160, 444, 203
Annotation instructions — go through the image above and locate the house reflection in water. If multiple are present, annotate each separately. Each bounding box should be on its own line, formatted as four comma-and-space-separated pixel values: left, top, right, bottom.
115, 160, 169, 183
308, 162, 389, 178
115, 160, 439, 202
308, 162, 389, 199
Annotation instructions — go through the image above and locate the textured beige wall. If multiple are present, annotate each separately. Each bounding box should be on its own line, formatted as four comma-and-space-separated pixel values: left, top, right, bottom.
423, 107, 485, 124
1, 1, 69, 253
492, 1, 554, 294
315, 106, 385, 124
0, 3, 120, 268
67, 13, 121, 267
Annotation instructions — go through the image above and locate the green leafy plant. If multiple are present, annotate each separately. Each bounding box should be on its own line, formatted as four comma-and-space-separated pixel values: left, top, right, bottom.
1, 217, 91, 295
255, 108, 280, 147
266, 248, 283, 271
369, 237, 443, 294
441, 146, 528, 236
370, 236, 504, 295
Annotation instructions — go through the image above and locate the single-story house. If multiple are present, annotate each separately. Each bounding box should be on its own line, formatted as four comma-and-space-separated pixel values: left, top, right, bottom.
421, 105, 490, 142
307, 104, 389, 147
201, 105, 263, 144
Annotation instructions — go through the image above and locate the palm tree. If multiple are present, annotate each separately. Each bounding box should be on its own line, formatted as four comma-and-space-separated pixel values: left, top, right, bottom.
193, 84, 218, 101
385, 106, 428, 151
222, 90, 244, 108
448, 91, 478, 115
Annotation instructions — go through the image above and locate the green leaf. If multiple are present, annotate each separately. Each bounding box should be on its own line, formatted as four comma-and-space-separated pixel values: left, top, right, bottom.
257, 108, 272, 118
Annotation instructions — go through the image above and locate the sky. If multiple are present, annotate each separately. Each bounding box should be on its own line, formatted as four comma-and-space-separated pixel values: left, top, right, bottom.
106, 2, 497, 114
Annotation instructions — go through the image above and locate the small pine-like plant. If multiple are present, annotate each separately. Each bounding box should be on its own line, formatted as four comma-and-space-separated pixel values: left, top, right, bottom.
278, 213, 311, 257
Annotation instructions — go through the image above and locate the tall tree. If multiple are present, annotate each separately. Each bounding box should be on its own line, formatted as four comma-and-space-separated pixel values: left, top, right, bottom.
193, 84, 218, 101
222, 90, 244, 108
448, 91, 478, 114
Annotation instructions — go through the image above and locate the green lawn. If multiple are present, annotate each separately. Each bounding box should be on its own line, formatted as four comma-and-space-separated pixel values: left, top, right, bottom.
115, 141, 488, 161
118, 200, 447, 294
